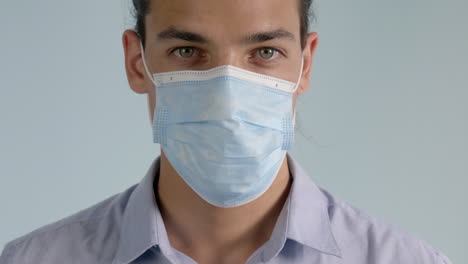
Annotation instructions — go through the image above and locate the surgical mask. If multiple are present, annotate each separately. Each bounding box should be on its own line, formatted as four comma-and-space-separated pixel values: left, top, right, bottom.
141, 42, 303, 207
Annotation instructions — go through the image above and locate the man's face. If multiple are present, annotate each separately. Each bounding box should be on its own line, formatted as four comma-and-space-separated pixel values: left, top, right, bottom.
123, 0, 318, 123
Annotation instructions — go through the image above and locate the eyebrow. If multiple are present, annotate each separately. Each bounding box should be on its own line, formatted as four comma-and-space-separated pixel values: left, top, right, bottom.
157, 27, 208, 44
242, 29, 296, 44
156, 27, 296, 45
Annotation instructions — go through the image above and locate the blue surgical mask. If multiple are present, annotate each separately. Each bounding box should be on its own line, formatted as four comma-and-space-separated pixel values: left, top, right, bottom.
141, 42, 303, 208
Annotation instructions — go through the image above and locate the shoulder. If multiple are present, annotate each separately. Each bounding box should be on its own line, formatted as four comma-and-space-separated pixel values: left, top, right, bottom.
320, 187, 453, 264
0, 185, 138, 264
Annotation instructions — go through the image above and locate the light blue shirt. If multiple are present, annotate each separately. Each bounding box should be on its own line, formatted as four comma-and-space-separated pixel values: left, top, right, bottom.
0, 153, 453, 264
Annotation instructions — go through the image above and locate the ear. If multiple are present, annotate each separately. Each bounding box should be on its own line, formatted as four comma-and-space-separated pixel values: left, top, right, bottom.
296, 32, 319, 95
122, 29, 150, 94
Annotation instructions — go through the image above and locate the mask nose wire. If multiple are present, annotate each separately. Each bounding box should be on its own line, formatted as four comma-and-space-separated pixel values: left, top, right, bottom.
140, 41, 157, 86
141, 40, 304, 92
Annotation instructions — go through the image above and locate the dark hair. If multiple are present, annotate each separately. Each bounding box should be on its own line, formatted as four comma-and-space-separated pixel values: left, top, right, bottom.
132, 0, 314, 49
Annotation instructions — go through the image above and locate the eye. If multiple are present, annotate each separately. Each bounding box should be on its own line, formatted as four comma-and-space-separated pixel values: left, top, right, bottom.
258, 47, 277, 60
174, 47, 197, 58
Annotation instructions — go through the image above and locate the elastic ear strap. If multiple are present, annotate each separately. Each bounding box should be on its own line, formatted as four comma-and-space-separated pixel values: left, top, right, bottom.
292, 56, 304, 93
140, 41, 156, 85
293, 111, 297, 128
292, 55, 304, 128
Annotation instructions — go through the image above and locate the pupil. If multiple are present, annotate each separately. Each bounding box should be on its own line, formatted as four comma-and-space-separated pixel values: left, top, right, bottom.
181, 48, 193, 57
261, 49, 273, 58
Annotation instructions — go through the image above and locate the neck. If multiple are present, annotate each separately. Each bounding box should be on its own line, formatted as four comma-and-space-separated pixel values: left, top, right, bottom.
155, 150, 293, 260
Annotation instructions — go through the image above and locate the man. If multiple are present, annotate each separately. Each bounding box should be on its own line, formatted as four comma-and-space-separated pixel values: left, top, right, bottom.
0, 0, 453, 263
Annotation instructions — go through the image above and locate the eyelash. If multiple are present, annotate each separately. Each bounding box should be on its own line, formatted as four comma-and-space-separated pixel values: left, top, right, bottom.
169, 47, 284, 61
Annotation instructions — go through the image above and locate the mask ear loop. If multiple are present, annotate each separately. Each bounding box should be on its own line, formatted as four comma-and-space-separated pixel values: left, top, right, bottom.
140, 41, 160, 128
140, 41, 157, 86
292, 55, 304, 128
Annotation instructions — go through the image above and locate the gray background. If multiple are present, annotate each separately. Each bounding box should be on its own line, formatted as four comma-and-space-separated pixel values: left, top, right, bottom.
0, 0, 466, 263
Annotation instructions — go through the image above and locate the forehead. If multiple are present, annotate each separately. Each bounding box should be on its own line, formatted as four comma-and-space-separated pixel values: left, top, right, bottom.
147, 0, 301, 41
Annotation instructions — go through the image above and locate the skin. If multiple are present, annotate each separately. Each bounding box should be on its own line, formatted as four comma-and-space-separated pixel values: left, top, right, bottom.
122, 0, 318, 263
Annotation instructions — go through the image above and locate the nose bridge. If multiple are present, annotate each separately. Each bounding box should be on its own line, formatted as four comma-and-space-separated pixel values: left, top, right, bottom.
211, 48, 242, 68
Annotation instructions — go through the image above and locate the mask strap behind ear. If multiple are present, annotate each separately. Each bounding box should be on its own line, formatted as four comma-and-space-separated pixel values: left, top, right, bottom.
140, 41, 156, 85
292, 55, 304, 127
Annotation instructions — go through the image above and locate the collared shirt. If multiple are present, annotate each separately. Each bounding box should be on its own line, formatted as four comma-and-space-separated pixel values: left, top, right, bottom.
0, 153, 453, 264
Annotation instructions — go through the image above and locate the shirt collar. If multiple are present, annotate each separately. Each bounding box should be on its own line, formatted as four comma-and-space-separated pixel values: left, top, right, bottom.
114, 153, 342, 264
261, 153, 342, 261
113, 157, 164, 264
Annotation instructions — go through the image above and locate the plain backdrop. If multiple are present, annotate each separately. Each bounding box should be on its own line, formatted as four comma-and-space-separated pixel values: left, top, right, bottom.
0, 0, 466, 263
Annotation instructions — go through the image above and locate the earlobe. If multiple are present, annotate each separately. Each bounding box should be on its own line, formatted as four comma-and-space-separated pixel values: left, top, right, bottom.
122, 29, 149, 94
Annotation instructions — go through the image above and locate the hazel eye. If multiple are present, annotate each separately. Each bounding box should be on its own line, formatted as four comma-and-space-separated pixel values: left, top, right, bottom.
175, 47, 196, 58
258, 48, 276, 59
